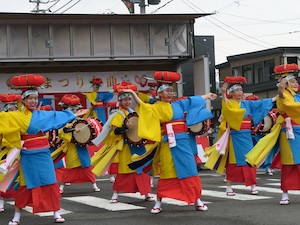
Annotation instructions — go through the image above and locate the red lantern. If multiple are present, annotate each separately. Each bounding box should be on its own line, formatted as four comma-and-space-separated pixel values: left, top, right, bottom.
113, 82, 138, 92
224, 76, 247, 84
0, 94, 22, 103
10, 74, 45, 88
61, 94, 81, 106
153, 71, 181, 83
274, 64, 299, 74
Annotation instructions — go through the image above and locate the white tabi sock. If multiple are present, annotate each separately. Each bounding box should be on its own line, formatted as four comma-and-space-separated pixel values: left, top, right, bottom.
59, 184, 64, 191
195, 198, 204, 207
0, 198, 4, 209
53, 211, 62, 219
226, 186, 233, 193
111, 192, 118, 200
11, 211, 21, 222
153, 200, 161, 209
282, 192, 289, 200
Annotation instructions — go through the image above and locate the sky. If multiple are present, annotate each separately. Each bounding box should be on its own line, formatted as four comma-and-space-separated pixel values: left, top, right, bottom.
1, 0, 300, 65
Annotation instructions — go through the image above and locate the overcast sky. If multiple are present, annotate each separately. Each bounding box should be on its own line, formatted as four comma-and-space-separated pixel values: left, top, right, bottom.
1, 0, 300, 65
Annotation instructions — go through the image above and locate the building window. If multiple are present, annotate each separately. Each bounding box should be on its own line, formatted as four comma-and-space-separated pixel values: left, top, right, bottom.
242, 64, 252, 84
254, 62, 263, 83
264, 59, 274, 81
232, 66, 242, 76
287, 57, 298, 64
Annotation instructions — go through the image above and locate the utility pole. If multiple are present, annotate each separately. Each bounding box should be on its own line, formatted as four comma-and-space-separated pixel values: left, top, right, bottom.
30, 0, 49, 13
139, 0, 146, 14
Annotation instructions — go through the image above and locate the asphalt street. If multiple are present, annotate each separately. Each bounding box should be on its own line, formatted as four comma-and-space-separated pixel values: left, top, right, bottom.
1, 168, 300, 225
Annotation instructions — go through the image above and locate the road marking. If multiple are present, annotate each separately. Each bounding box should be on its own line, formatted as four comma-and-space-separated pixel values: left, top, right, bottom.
64, 196, 145, 211
202, 190, 272, 200
119, 192, 211, 206
219, 185, 300, 195
6, 201, 73, 217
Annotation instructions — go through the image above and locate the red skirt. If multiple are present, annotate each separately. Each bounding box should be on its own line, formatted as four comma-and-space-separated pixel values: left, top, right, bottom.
226, 164, 257, 186
281, 165, 300, 191
113, 173, 151, 195
55, 167, 65, 183
156, 176, 201, 204
0, 184, 17, 199
62, 166, 96, 184
15, 184, 61, 213
108, 163, 118, 175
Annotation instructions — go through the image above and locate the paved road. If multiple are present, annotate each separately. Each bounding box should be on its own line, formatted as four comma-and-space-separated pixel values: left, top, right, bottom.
2, 168, 300, 225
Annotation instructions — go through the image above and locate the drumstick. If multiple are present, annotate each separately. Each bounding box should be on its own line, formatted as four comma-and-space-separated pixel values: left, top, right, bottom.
75, 122, 91, 132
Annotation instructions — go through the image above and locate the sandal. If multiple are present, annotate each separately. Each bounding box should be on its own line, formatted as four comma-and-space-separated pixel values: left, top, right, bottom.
151, 207, 162, 214
145, 196, 155, 202
109, 198, 119, 203
0, 208, 4, 212
195, 204, 208, 211
8, 220, 20, 225
94, 187, 100, 192
279, 199, 290, 205
251, 190, 258, 195
226, 191, 235, 196
55, 217, 65, 223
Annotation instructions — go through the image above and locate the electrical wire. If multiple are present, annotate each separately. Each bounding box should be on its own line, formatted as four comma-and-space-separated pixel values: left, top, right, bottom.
182, 0, 275, 49
52, 0, 73, 13
150, 0, 174, 14
46, 0, 61, 12
60, 0, 82, 13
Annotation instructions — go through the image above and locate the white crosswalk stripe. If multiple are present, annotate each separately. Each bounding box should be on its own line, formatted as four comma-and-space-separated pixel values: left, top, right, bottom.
202, 189, 272, 200
119, 192, 211, 205
6, 201, 73, 217
219, 185, 300, 195
64, 196, 146, 211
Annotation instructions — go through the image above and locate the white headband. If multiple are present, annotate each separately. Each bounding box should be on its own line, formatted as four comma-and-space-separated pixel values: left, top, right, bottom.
228, 84, 242, 92
118, 93, 132, 100
4, 103, 18, 112
22, 90, 38, 99
157, 84, 172, 93
285, 75, 295, 82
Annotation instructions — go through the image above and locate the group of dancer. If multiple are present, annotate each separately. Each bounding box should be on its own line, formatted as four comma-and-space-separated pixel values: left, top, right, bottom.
0, 63, 300, 225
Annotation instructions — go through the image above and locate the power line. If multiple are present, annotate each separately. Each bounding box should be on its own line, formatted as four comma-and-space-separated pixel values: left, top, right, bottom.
182, 0, 275, 49
60, 0, 82, 13
52, 0, 73, 13
150, 0, 174, 14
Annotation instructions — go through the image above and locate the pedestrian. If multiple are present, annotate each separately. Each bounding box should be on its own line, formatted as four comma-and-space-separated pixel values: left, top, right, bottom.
56, 94, 100, 194
0, 74, 89, 225
246, 94, 279, 176
0, 94, 22, 213
246, 63, 300, 205
92, 82, 154, 203
121, 71, 217, 214
205, 76, 276, 196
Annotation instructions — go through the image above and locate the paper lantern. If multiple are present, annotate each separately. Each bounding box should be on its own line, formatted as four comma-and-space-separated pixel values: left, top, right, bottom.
10, 74, 45, 88
274, 64, 299, 74
113, 81, 137, 92
153, 71, 181, 83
